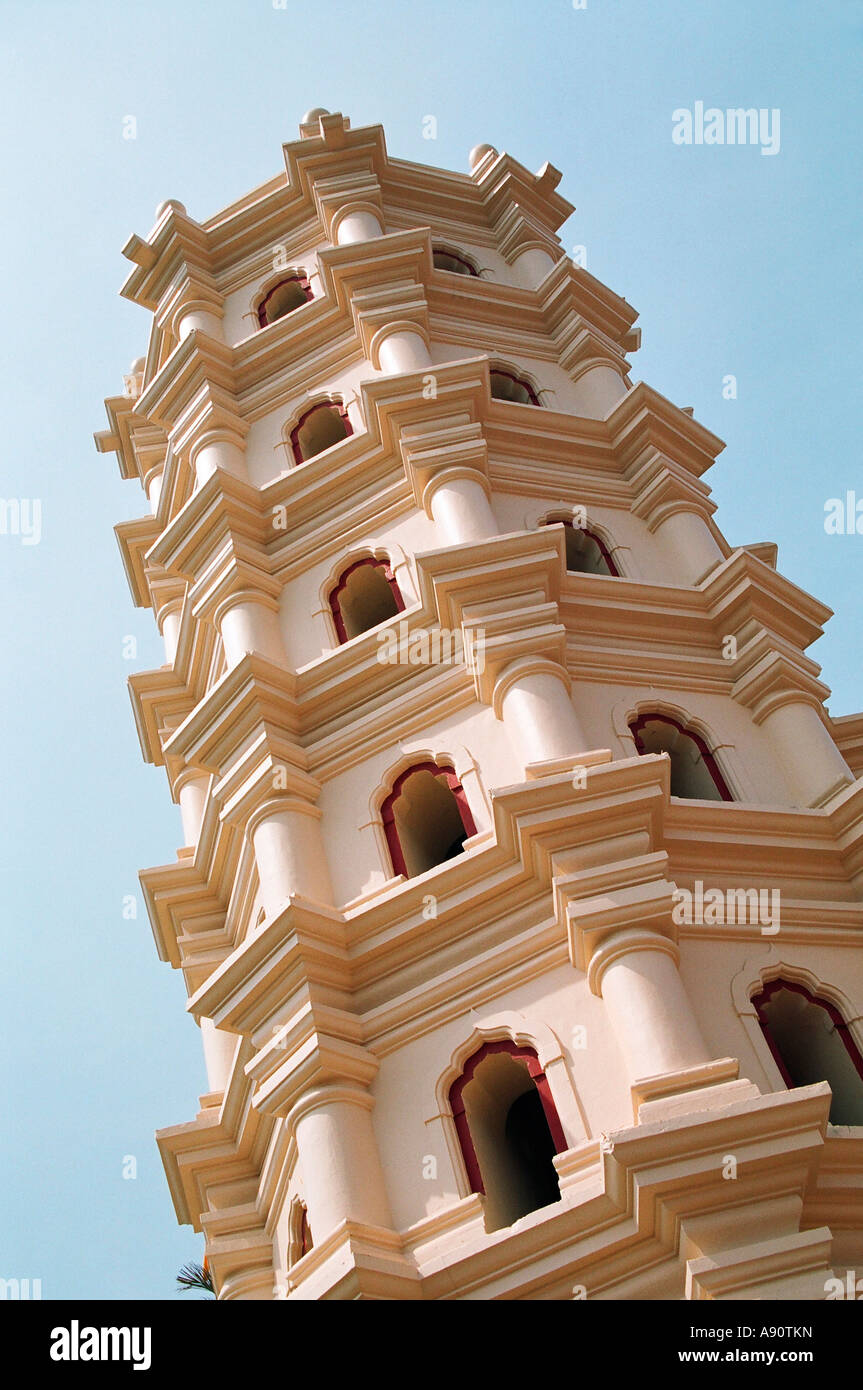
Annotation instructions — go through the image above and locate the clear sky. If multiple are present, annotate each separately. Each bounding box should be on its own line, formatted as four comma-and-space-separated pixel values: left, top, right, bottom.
0, 0, 860, 1301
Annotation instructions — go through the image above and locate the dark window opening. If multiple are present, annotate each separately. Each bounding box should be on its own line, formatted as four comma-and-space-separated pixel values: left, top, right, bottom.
330, 557, 405, 643
450, 1041, 565, 1232
257, 276, 313, 328
490, 370, 540, 406
433, 248, 479, 277
754, 979, 863, 1125
291, 401, 352, 465
630, 712, 733, 802
382, 761, 476, 879
543, 520, 619, 576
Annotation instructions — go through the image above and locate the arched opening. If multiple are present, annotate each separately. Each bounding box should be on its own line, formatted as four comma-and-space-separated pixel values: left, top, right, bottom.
257, 276, 313, 328
450, 1041, 564, 1232
630, 712, 733, 802
433, 247, 479, 277
381, 761, 477, 879
291, 401, 352, 465
490, 369, 540, 406
754, 980, 863, 1125
330, 557, 405, 643
544, 520, 619, 576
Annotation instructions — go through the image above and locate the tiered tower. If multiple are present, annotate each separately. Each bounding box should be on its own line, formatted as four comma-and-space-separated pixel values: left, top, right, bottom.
97, 110, 863, 1301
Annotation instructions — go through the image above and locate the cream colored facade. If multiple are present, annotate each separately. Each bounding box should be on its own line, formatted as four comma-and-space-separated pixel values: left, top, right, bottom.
96, 110, 863, 1300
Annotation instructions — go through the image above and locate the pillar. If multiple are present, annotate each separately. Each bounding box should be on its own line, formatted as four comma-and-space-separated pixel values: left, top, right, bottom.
176, 305, 224, 341
290, 1085, 393, 1240
512, 246, 556, 289
590, 930, 711, 1085
191, 434, 248, 487
216, 594, 284, 669
426, 470, 498, 545
760, 700, 853, 808
177, 771, 208, 846
334, 207, 384, 245
377, 328, 431, 375
158, 601, 182, 664
655, 509, 724, 586
572, 363, 629, 420
494, 657, 588, 767
201, 1015, 237, 1093
249, 800, 334, 918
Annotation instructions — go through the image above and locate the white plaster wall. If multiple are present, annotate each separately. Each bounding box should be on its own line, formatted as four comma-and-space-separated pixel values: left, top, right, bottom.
316, 701, 508, 906
369, 964, 631, 1232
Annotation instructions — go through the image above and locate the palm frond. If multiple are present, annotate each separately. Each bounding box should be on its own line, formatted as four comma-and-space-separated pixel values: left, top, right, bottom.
176, 1260, 215, 1296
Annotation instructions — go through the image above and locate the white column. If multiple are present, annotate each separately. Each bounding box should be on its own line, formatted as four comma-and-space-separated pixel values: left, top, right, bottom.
512, 246, 556, 288
217, 596, 284, 669
201, 1016, 237, 1092
654, 509, 724, 586
249, 801, 334, 918
177, 772, 208, 846
426, 470, 497, 544
592, 931, 711, 1084
572, 364, 629, 420
334, 208, 384, 245
377, 329, 431, 374
159, 603, 182, 664
192, 436, 247, 486
760, 701, 854, 808
495, 658, 587, 767
145, 468, 164, 515
291, 1086, 393, 1240
176, 306, 224, 341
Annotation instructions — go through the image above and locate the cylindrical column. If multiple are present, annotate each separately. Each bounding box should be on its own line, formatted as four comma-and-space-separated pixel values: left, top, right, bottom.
145, 467, 164, 516
176, 306, 224, 341
290, 1086, 393, 1241
192, 436, 247, 486
217, 596, 284, 669
512, 246, 557, 288
334, 208, 384, 245
426, 470, 497, 544
177, 771, 208, 846
572, 364, 629, 420
250, 801, 334, 918
590, 930, 711, 1084
654, 509, 724, 586
377, 329, 431, 375
201, 1016, 237, 1093
495, 658, 587, 767
760, 701, 854, 808
158, 602, 182, 664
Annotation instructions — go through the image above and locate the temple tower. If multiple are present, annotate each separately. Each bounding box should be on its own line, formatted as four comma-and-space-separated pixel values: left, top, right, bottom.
96, 110, 863, 1300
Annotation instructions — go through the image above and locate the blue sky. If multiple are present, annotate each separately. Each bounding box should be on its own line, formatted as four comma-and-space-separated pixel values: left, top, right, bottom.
0, 0, 860, 1300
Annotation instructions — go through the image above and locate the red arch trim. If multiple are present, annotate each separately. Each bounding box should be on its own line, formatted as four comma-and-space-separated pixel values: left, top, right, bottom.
329, 556, 405, 644
257, 275, 313, 328
448, 1040, 567, 1195
489, 369, 541, 407
381, 761, 477, 879
290, 401, 353, 466
752, 977, 863, 1088
544, 519, 620, 577
629, 711, 733, 802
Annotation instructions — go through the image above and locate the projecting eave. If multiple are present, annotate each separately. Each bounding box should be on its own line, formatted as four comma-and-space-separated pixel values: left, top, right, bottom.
93, 393, 141, 481
703, 547, 835, 654
120, 204, 212, 310
832, 711, 863, 776
606, 380, 726, 478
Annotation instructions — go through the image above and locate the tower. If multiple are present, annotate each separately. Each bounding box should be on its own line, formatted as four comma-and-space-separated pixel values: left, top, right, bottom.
96, 110, 863, 1301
